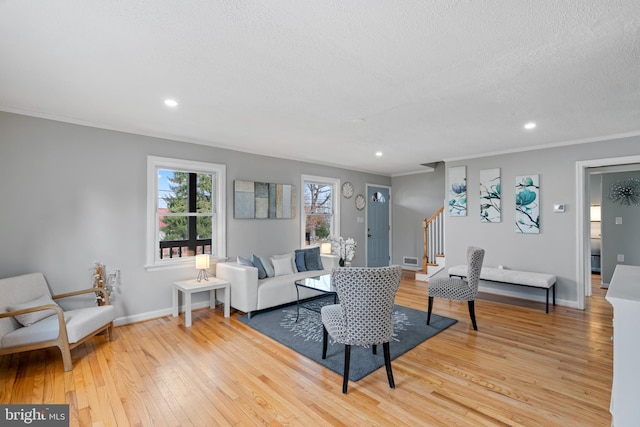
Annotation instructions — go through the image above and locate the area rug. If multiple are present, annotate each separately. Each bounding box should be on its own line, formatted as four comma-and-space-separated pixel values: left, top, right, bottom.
237, 297, 457, 381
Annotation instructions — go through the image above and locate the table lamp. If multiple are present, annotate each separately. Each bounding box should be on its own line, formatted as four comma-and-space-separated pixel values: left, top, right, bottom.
196, 254, 210, 282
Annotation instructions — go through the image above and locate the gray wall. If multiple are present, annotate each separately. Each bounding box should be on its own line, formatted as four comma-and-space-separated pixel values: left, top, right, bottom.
0, 112, 389, 323
444, 136, 640, 307
601, 170, 640, 284
391, 163, 445, 267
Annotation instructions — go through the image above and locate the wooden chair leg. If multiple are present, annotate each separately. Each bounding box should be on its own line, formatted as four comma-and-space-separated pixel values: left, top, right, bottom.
322, 325, 328, 359
58, 344, 73, 372
468, 300, 478, 331
383, 342, 395, 389
427, 296, 434, 325
342, 345, 351, 394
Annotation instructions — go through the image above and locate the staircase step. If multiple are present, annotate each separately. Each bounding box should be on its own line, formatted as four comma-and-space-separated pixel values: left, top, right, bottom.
401, 269, 418, 280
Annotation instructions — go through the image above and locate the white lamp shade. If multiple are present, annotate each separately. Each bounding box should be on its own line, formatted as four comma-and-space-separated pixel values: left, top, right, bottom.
195, 254, 210, 269
320, 242, 332, 254
590, 205, 601, 222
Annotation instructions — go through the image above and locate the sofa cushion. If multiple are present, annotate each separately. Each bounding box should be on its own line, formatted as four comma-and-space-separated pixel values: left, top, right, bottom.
1, 305, 114, 348
8, 294, 59, 327
304, 246, 323, 271
272, 256, 295, 276
294, 250, 307, 272
271, 252, 297, 273
237, 256, 253, 267
258, 255, 275, 278
251, 255, 268, 279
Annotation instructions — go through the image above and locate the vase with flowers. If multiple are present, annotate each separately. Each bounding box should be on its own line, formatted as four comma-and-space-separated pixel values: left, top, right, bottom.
329, 235, 357, 267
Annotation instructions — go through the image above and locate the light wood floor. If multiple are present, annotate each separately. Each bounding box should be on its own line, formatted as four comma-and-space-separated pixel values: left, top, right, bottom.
0, 274, 612, 426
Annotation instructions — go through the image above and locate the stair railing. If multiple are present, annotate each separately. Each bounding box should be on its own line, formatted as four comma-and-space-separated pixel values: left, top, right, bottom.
422, 206, 444, 273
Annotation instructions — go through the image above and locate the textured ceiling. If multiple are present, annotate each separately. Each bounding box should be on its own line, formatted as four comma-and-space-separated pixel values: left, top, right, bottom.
1, 1, 639, 176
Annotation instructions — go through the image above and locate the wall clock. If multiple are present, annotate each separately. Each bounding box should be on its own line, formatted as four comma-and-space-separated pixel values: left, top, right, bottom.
355, 194, 366, 210
342, 181, 354, 199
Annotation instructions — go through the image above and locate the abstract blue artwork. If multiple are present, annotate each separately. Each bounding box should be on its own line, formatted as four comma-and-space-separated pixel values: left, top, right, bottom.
234, 180, 294, 219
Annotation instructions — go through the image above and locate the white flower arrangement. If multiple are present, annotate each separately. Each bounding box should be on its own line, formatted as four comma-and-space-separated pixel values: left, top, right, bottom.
328, 235, 357, 266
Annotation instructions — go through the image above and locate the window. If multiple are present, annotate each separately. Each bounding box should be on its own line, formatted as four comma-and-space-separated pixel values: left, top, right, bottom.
147, 156, 226, 270
301, 175, 340, 247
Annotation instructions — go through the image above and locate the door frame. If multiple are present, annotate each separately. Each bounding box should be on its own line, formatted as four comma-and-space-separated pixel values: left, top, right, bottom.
365, 183, 392, 267
576, 154, 640, 309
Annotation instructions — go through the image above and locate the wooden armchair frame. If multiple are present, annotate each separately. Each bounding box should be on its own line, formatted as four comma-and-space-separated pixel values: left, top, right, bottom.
0, 287, 113, 371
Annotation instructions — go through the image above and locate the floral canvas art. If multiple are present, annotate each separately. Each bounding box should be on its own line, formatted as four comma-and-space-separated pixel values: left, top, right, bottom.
515, 175, 540, 234
480, 168, 501, 222
448, 166, 467, 216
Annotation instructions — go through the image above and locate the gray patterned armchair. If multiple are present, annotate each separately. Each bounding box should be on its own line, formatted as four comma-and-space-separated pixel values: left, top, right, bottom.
321, 265, 402, 394
427, 246, 485, 330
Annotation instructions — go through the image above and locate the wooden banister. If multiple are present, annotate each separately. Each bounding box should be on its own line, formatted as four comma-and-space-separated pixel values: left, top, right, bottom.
423, 206, 444, 273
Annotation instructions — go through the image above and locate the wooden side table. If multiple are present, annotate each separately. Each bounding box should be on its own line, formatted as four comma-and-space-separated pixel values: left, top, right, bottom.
172, 277, 230, 327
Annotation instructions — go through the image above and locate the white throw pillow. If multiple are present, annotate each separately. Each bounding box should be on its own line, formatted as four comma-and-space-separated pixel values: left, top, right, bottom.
271, 255, 295, 276
271, 252, 298, 273
8, 294, 60, 327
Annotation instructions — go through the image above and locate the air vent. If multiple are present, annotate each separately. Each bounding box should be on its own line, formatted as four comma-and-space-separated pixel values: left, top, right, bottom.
403, 256, 419, 266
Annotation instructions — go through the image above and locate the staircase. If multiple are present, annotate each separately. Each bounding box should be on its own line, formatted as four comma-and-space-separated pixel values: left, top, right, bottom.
415, 206, 445, 282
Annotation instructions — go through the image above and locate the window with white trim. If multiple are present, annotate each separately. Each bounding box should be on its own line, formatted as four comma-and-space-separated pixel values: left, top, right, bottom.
301, 175, 340, 247
146, 156, 226, 270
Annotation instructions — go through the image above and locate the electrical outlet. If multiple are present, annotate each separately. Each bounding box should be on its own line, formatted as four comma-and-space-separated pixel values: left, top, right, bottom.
617, 254, 624, 262
615, 217, 622, 225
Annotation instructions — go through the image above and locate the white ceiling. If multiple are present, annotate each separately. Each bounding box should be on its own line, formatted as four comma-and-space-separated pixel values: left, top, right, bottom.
1, 1, 639, 176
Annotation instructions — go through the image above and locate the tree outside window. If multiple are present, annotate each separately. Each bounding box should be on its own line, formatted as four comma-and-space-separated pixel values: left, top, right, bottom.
303, 178, 338, 246
147, 156, 226, 270
159, 170, 212, 258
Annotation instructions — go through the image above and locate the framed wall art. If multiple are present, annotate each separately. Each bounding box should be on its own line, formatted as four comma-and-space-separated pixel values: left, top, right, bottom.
515, 174, 540, 233
480, 168, 501, 222
234, 180, 295, 219
448, 166, 467, 216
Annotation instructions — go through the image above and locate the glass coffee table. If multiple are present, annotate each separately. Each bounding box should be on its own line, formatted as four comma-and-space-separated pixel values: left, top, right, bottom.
294, 274, 337, 322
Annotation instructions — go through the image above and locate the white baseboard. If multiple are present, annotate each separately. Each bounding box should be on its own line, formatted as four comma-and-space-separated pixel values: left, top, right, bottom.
478, 284, 577, 309
113, 300, 212, 326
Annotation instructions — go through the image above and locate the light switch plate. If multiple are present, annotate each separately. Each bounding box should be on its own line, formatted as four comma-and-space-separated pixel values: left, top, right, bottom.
553, 204, 565, 213
615, 217, 622, 225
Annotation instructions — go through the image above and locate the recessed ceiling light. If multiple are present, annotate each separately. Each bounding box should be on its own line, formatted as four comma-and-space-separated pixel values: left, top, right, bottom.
375, 151, 383, 157
524, 122, 536, 130
164, 99, 178, 107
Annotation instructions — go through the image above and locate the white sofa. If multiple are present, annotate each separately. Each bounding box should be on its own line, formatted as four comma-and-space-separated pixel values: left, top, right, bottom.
216, 252, 338, 318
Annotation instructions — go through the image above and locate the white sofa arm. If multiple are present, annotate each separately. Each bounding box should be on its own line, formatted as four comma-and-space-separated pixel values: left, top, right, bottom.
216, 262, 259, 313
321, 254, 339, 271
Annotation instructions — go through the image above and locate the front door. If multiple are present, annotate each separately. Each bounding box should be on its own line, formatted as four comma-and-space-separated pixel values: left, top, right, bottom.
367, 185, 390, 267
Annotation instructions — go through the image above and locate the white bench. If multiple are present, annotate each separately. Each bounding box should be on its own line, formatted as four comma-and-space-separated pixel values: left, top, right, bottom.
448, 265, 557, 313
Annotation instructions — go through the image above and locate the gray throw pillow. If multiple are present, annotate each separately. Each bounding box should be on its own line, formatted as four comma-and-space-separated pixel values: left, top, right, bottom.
258, 255, 275, 277
251, 255, 267, 279
294, 250, 307, 272
9, 294, 59, 327
304, 246, 324, 271
237, 256, 253, 266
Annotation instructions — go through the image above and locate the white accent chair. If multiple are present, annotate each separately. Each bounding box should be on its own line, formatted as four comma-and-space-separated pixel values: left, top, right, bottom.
0, 273, 115, 371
